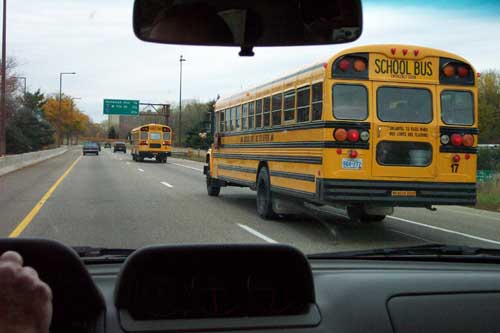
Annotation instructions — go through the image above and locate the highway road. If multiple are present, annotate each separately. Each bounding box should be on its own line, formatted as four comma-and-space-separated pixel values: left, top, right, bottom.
1, 147, 500, 254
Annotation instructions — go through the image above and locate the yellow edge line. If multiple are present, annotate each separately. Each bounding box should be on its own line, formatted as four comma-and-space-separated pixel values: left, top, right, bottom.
9, 155, 82, 238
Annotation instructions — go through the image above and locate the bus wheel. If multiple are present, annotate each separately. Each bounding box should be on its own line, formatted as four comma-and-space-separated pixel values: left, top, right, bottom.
206, 175, 221, 196
256, 167, 277, 219
363, 214, 386, 223
163, 157, 167, 163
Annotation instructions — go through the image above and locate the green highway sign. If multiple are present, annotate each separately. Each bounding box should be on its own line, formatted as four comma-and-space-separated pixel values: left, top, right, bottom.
103, 99, 139, 115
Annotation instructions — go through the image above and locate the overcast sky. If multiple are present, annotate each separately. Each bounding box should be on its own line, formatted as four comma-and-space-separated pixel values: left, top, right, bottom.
7, 0, 500, 122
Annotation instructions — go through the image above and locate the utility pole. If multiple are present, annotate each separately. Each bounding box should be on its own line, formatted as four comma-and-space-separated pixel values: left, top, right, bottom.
0, 0, 7, 156
178, 55, 186, 146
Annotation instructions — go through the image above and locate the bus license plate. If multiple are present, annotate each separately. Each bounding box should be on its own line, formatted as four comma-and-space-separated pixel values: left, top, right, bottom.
391, 191, 417, 197
342, 158, 362, 170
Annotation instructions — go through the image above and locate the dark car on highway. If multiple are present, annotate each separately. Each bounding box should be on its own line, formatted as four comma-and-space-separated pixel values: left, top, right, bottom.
114, 142, 127, 153
82, 142, 99, 156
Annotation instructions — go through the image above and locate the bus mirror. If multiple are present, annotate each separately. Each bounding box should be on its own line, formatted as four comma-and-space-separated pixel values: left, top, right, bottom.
133, 0, 362, 55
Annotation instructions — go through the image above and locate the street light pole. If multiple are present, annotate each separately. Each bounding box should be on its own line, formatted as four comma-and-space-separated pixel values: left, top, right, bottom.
0, 0, 7, 156
58, 72, 76, 146
178, 55, 186, 147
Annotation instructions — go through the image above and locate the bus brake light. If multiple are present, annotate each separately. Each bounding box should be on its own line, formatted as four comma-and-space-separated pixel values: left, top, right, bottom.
453, 154, 460, 162
450, 134, 463, 147
347, 129, 360, 142
140, 140, 148, 145
349, 150, 358, 158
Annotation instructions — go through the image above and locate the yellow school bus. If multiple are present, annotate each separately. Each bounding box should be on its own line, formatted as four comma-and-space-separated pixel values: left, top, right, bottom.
204, 44, 478, 222
131, 123, 172, 163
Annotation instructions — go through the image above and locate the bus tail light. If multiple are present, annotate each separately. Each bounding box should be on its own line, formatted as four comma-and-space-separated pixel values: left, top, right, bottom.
462, 134, 474, 147
453, 154, 461, 162
360, 131, 370, 141
336, 148, 342, 155
347, 129, 360, 142
334, 128, 347, 141
450, 134, 463, 147
465, 153, 471, 160
349, 150, 358, 158
140, 140, 148, 145
162, 141, 170, 145
440, 134, 450, 145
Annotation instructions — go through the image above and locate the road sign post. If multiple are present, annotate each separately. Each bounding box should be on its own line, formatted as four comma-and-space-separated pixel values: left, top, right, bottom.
103, 99, 140, 116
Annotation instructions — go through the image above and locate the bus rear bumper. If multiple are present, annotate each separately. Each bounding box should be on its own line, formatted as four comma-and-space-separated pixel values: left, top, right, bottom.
317, 179, 477, 207
138, 151, 170, 158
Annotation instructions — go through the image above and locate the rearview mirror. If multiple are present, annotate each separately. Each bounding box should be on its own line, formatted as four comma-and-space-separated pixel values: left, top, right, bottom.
133, 0, 363, 56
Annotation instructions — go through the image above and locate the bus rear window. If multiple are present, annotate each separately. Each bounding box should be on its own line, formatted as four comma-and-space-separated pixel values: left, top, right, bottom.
332, 84, 367, 120
441, 90, 474, 125
150, 132, 161, 140
377, 87, 432, 123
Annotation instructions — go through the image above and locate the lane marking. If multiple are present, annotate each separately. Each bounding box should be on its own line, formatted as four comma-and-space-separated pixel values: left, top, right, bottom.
388, 228, 434, 243
138, 168, 145, 172
387, 215, 500, 246
237, 223, 277, 243
126, 162, 131, 165
161, 181, 174, 188
171, 162, 203, 172
438, 207, 500, 222
9, 155, 82, 238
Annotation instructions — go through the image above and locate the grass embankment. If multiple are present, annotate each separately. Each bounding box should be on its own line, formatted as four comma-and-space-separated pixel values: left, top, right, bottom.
476, 177, 500, 212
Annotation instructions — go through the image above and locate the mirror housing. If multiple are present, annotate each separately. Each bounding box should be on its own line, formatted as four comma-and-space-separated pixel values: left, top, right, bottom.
133, 0, 363, 56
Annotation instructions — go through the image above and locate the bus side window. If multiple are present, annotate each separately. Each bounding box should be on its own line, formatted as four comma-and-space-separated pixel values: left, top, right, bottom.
263, 97, 271, 127
256, 99, 263, 128
235, 105, 241, 130
242, 104, 248, 130
284, 90, 296, 122
272, 93, 283, 127
297, 86, 311, 123
219, 111, 224, 132
248, 102, 255, 129
312, 82, 323, 121
231, 107, 236, 131
141, 131, 148, 140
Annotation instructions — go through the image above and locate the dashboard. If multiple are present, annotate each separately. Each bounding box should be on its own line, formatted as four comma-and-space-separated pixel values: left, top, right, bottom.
2, 238, 500, 333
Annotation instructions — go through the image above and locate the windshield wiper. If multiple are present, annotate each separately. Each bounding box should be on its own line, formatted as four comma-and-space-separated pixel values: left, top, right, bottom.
308, 243, 500, 260
73, 246, 134, 260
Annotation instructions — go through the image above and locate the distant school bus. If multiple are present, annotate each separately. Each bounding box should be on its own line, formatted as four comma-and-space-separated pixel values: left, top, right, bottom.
131, 123, 172, 163
204, 44, 478, 222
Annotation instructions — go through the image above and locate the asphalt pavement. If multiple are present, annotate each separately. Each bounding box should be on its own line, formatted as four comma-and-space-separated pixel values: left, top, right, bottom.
1, 147, 500, 253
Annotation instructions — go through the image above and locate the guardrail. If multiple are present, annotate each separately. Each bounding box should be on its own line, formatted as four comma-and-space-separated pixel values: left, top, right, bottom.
0, 147, 68, 177
171, 147, 207, 161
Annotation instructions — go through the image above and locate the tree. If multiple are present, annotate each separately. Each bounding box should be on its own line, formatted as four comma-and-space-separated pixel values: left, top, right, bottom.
42, 95, 88, 145
6, 107, 55, 154
21, 90, 46, 116
478, 70, 500, 143
108, 126, 118, 139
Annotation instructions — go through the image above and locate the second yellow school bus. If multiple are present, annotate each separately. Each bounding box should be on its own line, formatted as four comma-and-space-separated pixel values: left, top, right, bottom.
204, 44, 478, 222
131, 123, 172, 163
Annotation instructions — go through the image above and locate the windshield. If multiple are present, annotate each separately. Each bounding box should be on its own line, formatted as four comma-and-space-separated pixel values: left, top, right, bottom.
1, 0, 499, 258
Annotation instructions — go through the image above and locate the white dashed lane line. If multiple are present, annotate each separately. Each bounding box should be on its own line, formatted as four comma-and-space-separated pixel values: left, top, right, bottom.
237, 223, 278, 243
138, 168, 145, 173
161, 181, 174, 188
170, 162, 203, 172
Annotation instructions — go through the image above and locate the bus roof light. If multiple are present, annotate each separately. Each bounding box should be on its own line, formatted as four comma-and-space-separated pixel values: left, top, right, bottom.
338, 58, 350, 71
390, 48, 396, 55
413, 49, 419, 56
457, 66, 469, 78
323, 63, 328, 69
353, 59, 366, 72
334, 128, 347, 141
443, 64, 455, 77
402, 49, 408, 56
451, 134, 463, 147
347, 129, 360, 142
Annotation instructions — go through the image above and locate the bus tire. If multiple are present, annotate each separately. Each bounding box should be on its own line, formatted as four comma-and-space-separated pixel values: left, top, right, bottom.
206, 176, 221, 196
256, 167, 277, 219
364, 214, 386, 223
163, 157, 167, 163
